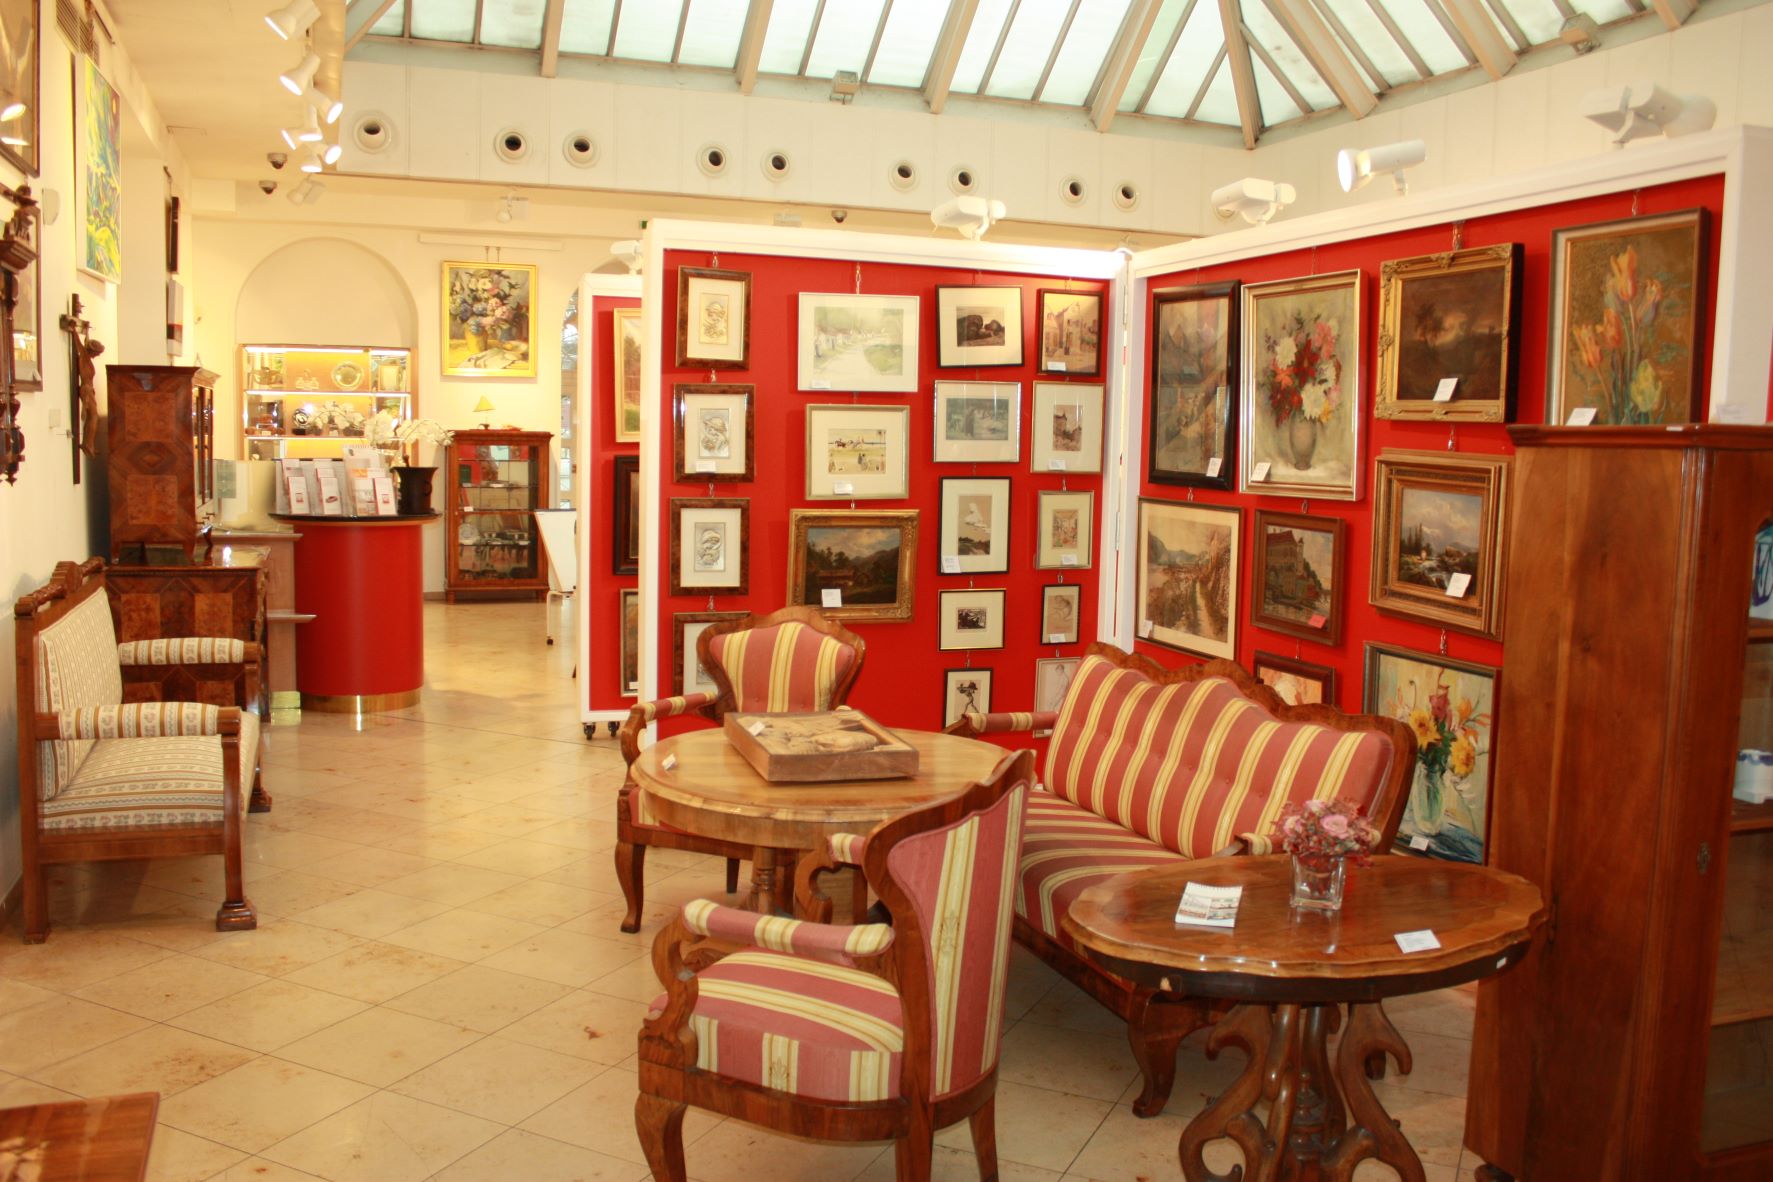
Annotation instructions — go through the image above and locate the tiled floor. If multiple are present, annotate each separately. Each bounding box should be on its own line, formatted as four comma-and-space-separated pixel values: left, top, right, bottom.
2, 602, 1487, 1181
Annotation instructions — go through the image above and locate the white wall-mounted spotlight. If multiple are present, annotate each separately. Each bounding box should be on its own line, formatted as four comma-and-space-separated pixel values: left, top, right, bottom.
495, 194, 530, 223
610, 240, 643, 273
1210, 177, 1296, 225
1336, 139, 1425, 195
321, 141, 342, 167
297, 146, 324, 174
307, 87, 343, 125
279, 53, 319, 96
295, 106, 323, 143
1580, 82, 1716, 147
931, 195, 1006, 241
265, 1, 319, 41
286, 176, 325, 205
279, 124, 303, 151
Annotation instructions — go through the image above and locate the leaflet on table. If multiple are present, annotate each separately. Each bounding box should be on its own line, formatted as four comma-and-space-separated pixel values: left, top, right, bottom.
342, 446, 398, 516
1174, 882, 1243, 929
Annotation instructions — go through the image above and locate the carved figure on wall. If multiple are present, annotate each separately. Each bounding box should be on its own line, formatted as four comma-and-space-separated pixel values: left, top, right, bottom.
59, 294, 106, 482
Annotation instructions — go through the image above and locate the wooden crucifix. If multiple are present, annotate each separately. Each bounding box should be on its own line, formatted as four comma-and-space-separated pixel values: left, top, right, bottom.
59, 294, 105, 483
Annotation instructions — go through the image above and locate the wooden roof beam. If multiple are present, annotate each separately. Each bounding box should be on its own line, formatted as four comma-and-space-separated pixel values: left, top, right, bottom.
924, 0, 980, 113
1087, 0, 1164, 132
735, 0, 776, 94
1439, 0, 1516, 79
1267, 0, 1377, 118
1218, 0, 1262, 148
1652, 0, 1696, 29
540, 0, 566, 77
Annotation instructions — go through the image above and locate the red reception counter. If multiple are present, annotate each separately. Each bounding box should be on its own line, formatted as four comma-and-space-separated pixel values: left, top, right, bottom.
276, 514, 433, 712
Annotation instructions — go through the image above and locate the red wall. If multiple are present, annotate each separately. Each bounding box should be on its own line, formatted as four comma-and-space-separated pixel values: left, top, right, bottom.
587, 293, 640, 714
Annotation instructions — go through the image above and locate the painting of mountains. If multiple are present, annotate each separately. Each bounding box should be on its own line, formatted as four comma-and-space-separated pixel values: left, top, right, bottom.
1137, 499, 1241, 660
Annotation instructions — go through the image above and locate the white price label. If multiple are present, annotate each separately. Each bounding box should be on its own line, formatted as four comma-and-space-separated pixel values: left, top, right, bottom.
695, 459, 716, 473
1049, 360, 1067, 372
1409, 834, 1431, 852
1139, 620, 1154, 638
1433, 377, 1459, 402
661, 754, 678, 772
941, 556, 961, 574
1060, 554, 1078, 567
1047, 458, 1067, 471
1048, 632, 1067, 645
1395, 929, 1442, 954
1216, 385, 1228, 399
1205, 457, 1222, 477
809, 379, 831, 390
746, 720, 766, 736
1445, 572, 1472, 598
821, 588, 843, 608
832, 481, 854, 496
1566, 406, 1598, 426
1252, 462, 1272, 482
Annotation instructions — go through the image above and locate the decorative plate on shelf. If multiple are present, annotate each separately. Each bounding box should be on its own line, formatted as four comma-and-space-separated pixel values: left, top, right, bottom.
458, 519, 480, 545
331, 361, 365, 390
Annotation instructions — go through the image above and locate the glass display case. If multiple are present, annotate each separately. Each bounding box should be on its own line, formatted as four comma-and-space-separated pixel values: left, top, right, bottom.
444, 428, 553, 602
240, 344, 413, 460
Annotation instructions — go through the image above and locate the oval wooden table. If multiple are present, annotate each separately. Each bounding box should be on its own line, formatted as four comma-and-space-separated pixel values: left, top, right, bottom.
1062, 856, 1546, 1182
630, 728, 1005, 915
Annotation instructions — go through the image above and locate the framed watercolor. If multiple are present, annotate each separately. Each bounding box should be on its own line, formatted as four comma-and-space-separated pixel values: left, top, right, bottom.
442, 261, 538, 377
1040, 583, 1081, 645
1251, 510, 1344, 645
942, 668, 994, 728
1369, 450, 1510, 638
676, 266, 750, 369
798, 292, 920, 392
0, 0, 38, 176
672, 383, 753, 482
75, 59, 121, 283
936, 285, 1023, 368
939, 477, 1011, 575
1035, 656, 1081, 716
1035, 489, 1094, 570
669, 498, 749, 596
1240, 270, 1362, 500
1030, 382, 1103, 473
932, 380, 1020, 464
611, 455, 640, 575
673, 610, 747, 696
787, 509, 919, 621
620, 589, 642, 697
1547, 208, 1708, 425
1363, 642, 1498, 863
1149, 282, 1238, 489
1376, 244, 1520, 423
1135, 498, 1241, 660
805, 403, 910, 500
1253, 652, 1338, 708
613, 307, 643, 442
1037, 289, 1102, 376
938, 588, 1007, 651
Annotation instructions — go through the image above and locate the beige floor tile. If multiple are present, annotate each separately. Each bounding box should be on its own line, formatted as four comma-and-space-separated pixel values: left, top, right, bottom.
454, 836, 586, 875
0, 929, 170, 991
432, 1128, 650, 1182
34, 1023, 257, 1098
390, 1035, 601, 1124
260, 1090, 503, 1182
586, 953, 671, 1006
277, 1006, 483, 1087
996, 1021, 1140, 1103
383, 963, 571, 1033
499, 989, 651, 1065
1020, 979, 1132, 1038
194, 920, 363, 977
287, 887, 454, 940
380, 824, 506, 861
676, 1119, 887, 1182
379, 908, 547, 962
0, 996, 150, 1075
463, 877, 611, 926
529, 817, 621, 852
520, 1066, 723, 1163
1387, 987, 1477, 1041
0, 1071, 81, 1107
933, 1080, 1110, 1172
0, 977, 60, 1012
242, 870, 364, 918
72, 953, 268, 1021
144, 1125, 248, 1182
1064, 1098, 1194, 1182
209, 1158, 325, 1181
478, 927, 648, 988
157, 1056, 375, 1154
1366, 1081, 1469, 1167
169, 978, 369, 1053
248, 832, 373, 871
301, 846, 441, 887
284, 940, 467, 1005
377, 862, 529, 907
858, 1145, 1063, 1182
1378, 1029, 1473, 1099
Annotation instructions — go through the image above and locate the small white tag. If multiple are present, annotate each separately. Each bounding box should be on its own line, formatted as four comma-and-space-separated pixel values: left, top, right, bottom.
1252, 462, 1272, 482
1061, 554, 1078, 567
1496, 956, 1509, 970
1047, 458, 1067, 471
810, 379, 831, 390
661, 754, 677, 771
1139, 620, 1154, 638
1049, 360, 1067, 372
833, 480, 854, 495
746, 720, 765, 736
821, 588, 843, 608
1566, 406, 1598, 426
1433, 377, 1458, 402
941, 555, 961, 574
1445, 572, 1472, 598
695, 459, 716, 473
1395, 929, 1441, 954
1409, 834, 1431, 851
1205, 457, 1222, 477
1048, 632, 1066, 645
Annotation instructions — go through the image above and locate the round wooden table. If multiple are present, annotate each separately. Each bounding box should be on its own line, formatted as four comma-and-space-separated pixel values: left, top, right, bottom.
630, 728, 1005, 915
1062, 856, 1546, 1182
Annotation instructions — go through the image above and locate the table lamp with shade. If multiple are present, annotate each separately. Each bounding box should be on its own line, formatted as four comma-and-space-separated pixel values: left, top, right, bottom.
472, 396, 494, 428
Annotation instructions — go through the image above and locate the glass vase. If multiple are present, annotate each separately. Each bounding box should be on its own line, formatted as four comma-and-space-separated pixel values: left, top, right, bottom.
1290, 854, 1346, 912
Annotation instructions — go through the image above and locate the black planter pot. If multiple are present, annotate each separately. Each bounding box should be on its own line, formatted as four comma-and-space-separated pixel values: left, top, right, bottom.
394, 465, 437, 515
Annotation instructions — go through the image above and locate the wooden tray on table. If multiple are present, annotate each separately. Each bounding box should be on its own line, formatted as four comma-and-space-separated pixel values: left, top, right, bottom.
722, 710, 919, 783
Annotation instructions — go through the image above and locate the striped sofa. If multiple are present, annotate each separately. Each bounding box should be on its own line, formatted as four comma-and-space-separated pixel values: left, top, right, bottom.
949, 642, 1414, 1117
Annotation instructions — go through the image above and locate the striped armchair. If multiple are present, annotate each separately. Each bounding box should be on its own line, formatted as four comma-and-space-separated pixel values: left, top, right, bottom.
637, 749, 1034, 1182
613, 606, 866, 931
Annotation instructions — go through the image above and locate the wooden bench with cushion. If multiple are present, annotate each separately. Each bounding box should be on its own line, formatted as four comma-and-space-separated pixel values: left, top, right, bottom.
947, 642, 1414, 1116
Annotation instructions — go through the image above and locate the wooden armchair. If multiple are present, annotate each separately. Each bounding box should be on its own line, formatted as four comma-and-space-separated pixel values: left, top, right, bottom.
613, 606, 865, 931
637, 749, 1035, 1182
14, 560, 271, 943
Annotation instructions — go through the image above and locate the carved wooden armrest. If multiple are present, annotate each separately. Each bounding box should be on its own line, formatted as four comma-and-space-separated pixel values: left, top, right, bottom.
943, 710, 1059, 737
793, 833, 870, 923
618, 692, 717, 765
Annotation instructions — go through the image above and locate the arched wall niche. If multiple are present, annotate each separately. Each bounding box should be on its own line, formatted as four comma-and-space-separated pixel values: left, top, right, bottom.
236, 237, 417, 347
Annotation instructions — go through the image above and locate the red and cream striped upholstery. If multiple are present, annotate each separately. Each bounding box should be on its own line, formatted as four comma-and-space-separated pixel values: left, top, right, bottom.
1018, 791, 1188, 943
629, 692, 715, 728
117, 638, 247, 665
33, 593, 126, 801
954, 710, 1057, 736
707, 621, 860, 712
682, 898, 894, 965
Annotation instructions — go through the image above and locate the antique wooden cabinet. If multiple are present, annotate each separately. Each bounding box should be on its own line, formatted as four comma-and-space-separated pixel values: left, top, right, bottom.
1466, 426, 1773, 1182
106, 365, 219, 561
106, 552, 268, 714
444, 429, 552, 602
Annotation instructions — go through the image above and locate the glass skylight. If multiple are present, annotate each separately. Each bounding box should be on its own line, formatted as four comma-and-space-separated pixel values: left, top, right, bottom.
611, 0, 686, 62
479, 0, 545, 49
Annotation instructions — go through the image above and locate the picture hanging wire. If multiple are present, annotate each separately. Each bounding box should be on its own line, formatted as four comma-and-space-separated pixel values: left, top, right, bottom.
1186, 486, 1194, 503
1310, 244, 1317, 275
853, 262, 862, 294
1439, 629, 1449, 656
1300, 499, 1309, 514
1295, 640, 1302, 659
1447, 424, 1458, 451
1451, 220, 1465, 251
706, 482, 714, 496
707, 595, 715, 611
707, 370, 715, 383
1631, 188, 1642, 217
711, 251, 720, 268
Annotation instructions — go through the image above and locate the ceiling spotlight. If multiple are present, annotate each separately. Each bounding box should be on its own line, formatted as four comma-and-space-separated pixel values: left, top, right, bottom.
321, 141, 342, 166
1210, 177, 1297, 225
296, 106, 323, 143
495, 194, 530, 224
1580, 82, 1716, 146
265, 0, 320, 41
1336, 139, 1425, 195
279, 125, 302, 151
930, 195, 1005, 240
280, 52, 320, 96
307, 86, 343, 125
1558, 14, 1600, 54
298, 146, 324, 173
286, 177, 325, 205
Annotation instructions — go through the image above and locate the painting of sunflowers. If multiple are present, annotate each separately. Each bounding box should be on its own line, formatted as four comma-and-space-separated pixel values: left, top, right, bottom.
1548, 209, 1708, 425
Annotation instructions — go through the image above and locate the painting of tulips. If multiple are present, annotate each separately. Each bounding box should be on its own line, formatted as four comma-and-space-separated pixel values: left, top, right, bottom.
1548, 209, 1707, 425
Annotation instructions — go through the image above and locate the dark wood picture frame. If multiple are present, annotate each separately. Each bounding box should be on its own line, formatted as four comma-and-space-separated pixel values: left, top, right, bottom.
941, 667, 993, 728
1251, 510, 1345, 645
672, 610, 746, 696
620, 588, 641, 697
1036, 288, 1103, 376
611, 454, 639, 575
1149, 281, 1238, 490
671, 383, 754, 482
675, 266, 751, 369
1136, 497, 1241, 660
787, 508, 919, 621
1039, 583, 1081, 645
669, 497, 750, 597
0, 0, 39, 177
1252, 651, 1339, 708
1375, 243, 1520, 422
1369, 449, 1510, 639
165, 194, 180, 275
935, 284, 1023, 368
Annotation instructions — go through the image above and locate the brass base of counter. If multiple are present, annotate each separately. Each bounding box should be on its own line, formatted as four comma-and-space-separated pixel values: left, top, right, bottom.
301, 690, 421, 714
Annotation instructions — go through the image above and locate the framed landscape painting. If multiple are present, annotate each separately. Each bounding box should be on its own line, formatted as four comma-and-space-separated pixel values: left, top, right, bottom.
669, 498, 749, 596
620, 589, 641, 697
1370, 450, 1510, 638
939, 477, 1011, 574
443, 262, 538, 376
1030, 382, 1103, 473
1253, 652, 1337, 708
805, 404, 909, 500
1240, 271, 1362, 500
1252, 510, 1344, 644
1035, 490, 1094, 570
938, 588, 1007, 651
788, 509, 918, 621
1376, 244, 1520, 422
672, 384, 753, 482
676, 266, 750, 369
942, 668, 993, 727
1037, 289, 1102, 376
932, 381, 1019, 464
613, 308, 643, 442
936, 285, 1022, 368
798, 293, 920, 392
1149, 282, 1237, 489
1136, 498, 1240, 660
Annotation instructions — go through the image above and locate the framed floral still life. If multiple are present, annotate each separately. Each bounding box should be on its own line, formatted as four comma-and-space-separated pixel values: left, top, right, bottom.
613, 308, 643, 443
1150, 282, 1237, 489
798, 293, 920, 392
1035, 490, 1094, 570
672, 384, 753, 482
1375, 244, 1520, 423
1037, 289, 1102, 376
669, 498, 749, 597
1040, 583, 1081, 645
1547, 208, 1708, 425
932, 381, 1019, 464
939, 477, 1011, 575
1363, 642, 1497, 863
1030, 382, 1103, 473
676, 266, 750, 369
1240, 270, 1362, 500
1369, 450, 1510, 639
805, 404, 910, 500
1136, 498, 1241, 660
1253, 652, 1337, 708
788, 509, 919, 621
936, 285, 1023, 368
673, 610, 746, 696
1252, 510, 1344, 645
611, 455, 640, 575
443, 261, 538, 377
620, 589, 642, 697
942, 668, 993, 728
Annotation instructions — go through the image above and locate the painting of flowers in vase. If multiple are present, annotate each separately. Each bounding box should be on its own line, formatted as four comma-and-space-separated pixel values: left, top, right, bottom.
1240, 271, 1362, 500
443, 262, 538, 377
1364, 643, 1497, 863
1548, 209, 1707, 425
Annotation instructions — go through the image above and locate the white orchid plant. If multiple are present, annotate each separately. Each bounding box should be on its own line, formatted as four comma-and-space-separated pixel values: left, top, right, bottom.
365, 411, 455, 466
304, 401, 367, 435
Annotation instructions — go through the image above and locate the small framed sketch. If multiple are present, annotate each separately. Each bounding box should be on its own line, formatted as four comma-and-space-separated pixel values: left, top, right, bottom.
619, 589, 641, 697
1375, 245, 1520, 422
1136, 498, 1241, 660
1240, 270, 1363, 500
1040, 583, 1081, 645
1035, 656, 1081, 716
1035, 489, 1094, 570
942, 668, 994, 728
805, 404, 910, 500
1150, 281, 1238, 490
676, 266, 751, 369
1251, 510, 1344, 645
798, 292, 920, 392
669, 498, 749, 596
938, 588, 1007, 651
939, 477, 1011, 575
933, 380, 1020, 464
612, 455, 640, 575
673, 610, 746, 696
1030, 382, 1103, 473
673, 384, 753, 482
788, 509, 919, 621
1369, 450, 1510, 638
936, 285, 1023, 368
1253, 652, 1337, 708
613, 307, 643, 443
1037, 289, 1103, 376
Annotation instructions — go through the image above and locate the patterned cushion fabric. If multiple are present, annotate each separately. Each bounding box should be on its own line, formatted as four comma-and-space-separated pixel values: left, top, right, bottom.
116, 638, 247, 666
40, 711, 260, 832
1046, 655, 1396, 858
682, 899, 893, 964
58, 703, 221, 740
1017, 791, 1188, 943
653, 949, 904, 1103
707, 621, 858, 713
34, 593, 126, 802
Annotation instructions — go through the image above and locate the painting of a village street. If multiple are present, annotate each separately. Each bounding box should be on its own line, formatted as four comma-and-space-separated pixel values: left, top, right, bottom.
799, 294, 920, 391
1137, 500, 1240, 659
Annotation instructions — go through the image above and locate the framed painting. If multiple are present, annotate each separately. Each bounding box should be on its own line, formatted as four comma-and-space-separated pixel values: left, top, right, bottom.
620, 589, 642, 697
442, 261, 538, 377
75, 59, 121, 283
1253, 652, 1338, 708
942, 668, 994, 728
676, 266, 750, 369
1547, 208, 1708, 425
805, 404, 910, 500
788, 509, 919, 621
1363, 642, 1497, 863
939, 476, 1011, 575
1037, 289, 1102, 376
798, 293, 920, 392
938, 588, 1007, 651
1376, 244, 1520, 422
673, 383, 752, 482
1370, 450, 1510, 639
1136, 498, 1241, 660
1251, 510, 1344, 645
1030, 382, 1103, 473
12, 223, 38, 389
1035, 656, 1081, 715
1040, 583, 1081, 645
932, 380, 1019, 464
611, 455, 639, 575
673, 610, 746, 696
1240, 270, 1362, 500
669, 498, 749, 596
1149, 282, 1237, 489
613, 307, 642, 442
0, 0, 38, 176
1035, 489, 1094, 570
936, 285, 1023, 368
